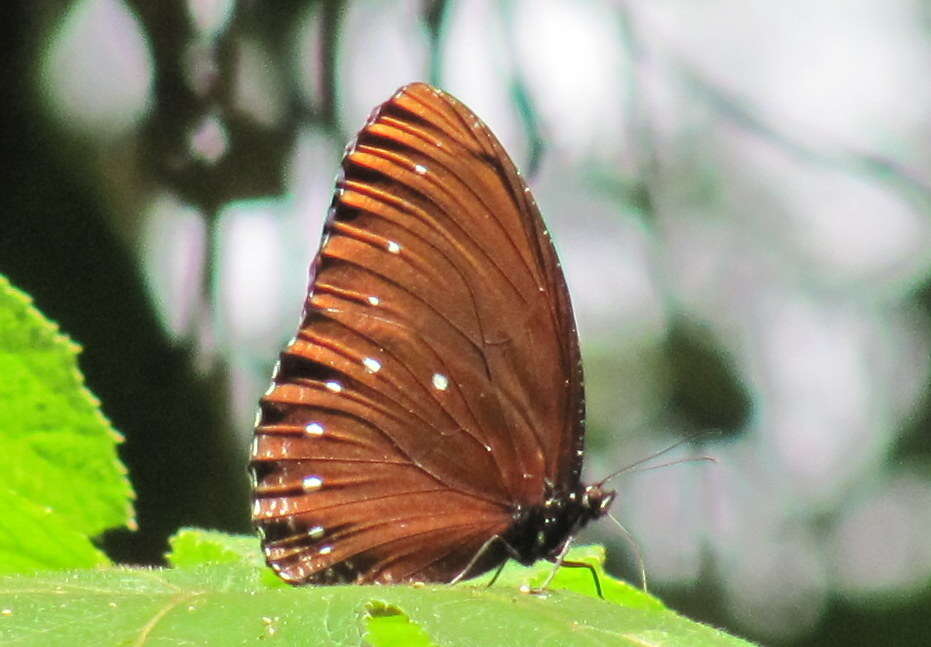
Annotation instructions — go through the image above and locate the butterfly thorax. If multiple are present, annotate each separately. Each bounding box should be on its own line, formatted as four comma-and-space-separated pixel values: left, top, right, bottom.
504, 483, 616, 565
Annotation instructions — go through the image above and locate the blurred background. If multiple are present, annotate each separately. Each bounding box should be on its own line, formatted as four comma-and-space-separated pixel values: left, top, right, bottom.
2, 0, 930, 644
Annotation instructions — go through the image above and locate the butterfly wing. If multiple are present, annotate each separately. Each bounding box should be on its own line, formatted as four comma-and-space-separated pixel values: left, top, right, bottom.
250, 83, 585, 584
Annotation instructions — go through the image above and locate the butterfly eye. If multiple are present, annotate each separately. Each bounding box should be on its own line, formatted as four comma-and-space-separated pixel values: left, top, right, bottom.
250, 82, 602, 586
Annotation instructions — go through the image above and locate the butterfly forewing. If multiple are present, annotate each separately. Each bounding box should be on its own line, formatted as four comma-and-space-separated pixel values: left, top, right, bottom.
250, 83, 585, 584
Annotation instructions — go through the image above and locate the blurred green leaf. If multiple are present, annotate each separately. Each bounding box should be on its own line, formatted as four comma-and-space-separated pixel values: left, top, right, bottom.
0, 275, 134, 574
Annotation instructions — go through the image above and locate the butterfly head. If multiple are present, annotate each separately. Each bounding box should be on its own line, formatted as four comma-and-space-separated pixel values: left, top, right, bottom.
581, 484, 616, 520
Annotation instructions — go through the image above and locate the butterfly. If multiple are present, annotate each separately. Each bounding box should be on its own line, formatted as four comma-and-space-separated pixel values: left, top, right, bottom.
249, 82, 614, 588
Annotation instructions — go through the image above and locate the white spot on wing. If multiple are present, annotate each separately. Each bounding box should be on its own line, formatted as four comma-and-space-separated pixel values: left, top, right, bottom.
304, 422, 324, 437
325, 381, 342, 393
386, 241, 401, 254
308, 526, 325, 539
413, 164, 427, 175
362, 357, 382, 373
432, 373, 449, 391
302, 476, 323, 491
318, 545, 333, 555
367, 295, 380, 306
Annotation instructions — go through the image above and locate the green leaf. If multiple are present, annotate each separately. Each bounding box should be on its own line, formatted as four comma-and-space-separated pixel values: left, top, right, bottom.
0, 540, 755, 646
166, 527, 266, 569
0, 489, 109, 573
0, 275, 134, 574
477, 544, 663, 610
165, 527, 288, 589
366, 602, 438, 647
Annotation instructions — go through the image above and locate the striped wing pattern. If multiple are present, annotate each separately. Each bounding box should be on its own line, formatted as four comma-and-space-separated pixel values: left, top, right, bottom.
250, 83, 585, 584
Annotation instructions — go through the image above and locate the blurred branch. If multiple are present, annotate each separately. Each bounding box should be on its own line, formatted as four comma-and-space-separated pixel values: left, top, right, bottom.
617, 0, 661, 225
676, 61, 931, 210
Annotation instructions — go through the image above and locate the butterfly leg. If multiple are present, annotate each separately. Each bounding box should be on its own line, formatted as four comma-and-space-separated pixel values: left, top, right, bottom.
540, 540, 604, 599
479, 538, 524, 590
552, 559, 603, 599
484, 559, 508, 589
450, 534, 500, 585
450, 534, 522, 588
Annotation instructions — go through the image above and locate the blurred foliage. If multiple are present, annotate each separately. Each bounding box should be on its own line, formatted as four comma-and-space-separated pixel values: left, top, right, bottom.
664, 317, 752, 434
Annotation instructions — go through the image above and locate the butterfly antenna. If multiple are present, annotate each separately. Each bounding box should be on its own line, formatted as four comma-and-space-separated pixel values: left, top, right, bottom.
621, 455, 717, 476
607, 511, 648, 592
596, 430, 719, 487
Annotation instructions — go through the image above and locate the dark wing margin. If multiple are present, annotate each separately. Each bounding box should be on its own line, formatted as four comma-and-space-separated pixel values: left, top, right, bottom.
250, 83, 584, 584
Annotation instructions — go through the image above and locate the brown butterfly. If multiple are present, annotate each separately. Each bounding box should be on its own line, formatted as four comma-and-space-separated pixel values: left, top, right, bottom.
249, 82, 614, 587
